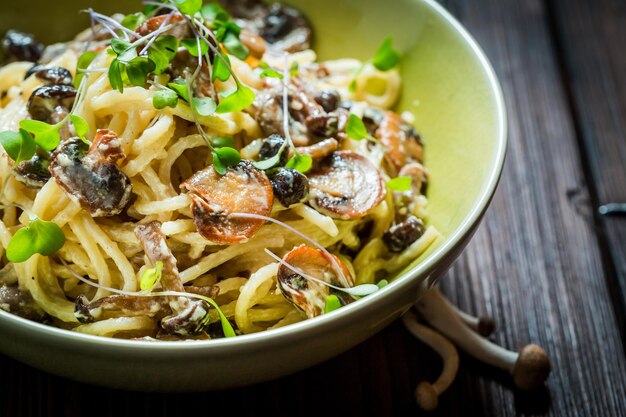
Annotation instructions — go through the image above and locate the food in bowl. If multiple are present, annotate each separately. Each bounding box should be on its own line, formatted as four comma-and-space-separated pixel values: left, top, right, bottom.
0, 0, 441, 340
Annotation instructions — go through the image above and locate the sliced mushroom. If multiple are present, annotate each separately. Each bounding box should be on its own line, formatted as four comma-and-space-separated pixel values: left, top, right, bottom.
277, 245, 354, 318
224, 1, 312, 53
0, 284, 47, 322
269, 167, 309, 208
27, 84, 76, 123
313, 89, 341, 113
33, 66, 73, 86
49, 129, 132, 217
254, 87, 326, 146
2, 30, 44, 62
74, 294, 169, 324
308, 151, 386, 219
13, 152, 51, 189
258, 133, 289, 166
181, 160, 273, 244
376, 111, 424, 172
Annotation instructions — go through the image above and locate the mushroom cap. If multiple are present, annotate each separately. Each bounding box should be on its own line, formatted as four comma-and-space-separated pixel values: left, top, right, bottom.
308, 151, 386, 220
415, 382, 439, 411
512, 344, 551, 390
181, 161, 273, 244
477, 316, 496, 337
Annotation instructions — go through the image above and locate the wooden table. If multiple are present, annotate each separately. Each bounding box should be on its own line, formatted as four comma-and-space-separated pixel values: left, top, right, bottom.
2, 0, 626, 415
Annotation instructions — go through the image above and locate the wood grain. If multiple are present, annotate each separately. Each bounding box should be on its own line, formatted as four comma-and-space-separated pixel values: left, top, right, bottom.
545, 0, 626, 339
2, 0, 626, 416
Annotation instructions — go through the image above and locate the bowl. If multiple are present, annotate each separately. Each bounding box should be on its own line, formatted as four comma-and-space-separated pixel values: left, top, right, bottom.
0, 0, 506, 391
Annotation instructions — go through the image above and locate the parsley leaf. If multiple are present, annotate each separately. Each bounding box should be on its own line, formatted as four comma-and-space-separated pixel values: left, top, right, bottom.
372, 36, 401, 71
192, 96, 217, 116
216, 85, 255, 114
172, 0, 202, 16
149, 35, 179, 74
324, 295, 341, 314
140, 261, 163, 291
285, 152, 312, 173
0, 130, 36, 164
6, 218, 65, 263
19, 120, 61, 151
70, 115, 90, 143
153, 89, 179, 109
345, 114, 370, 141
386, 176, 412, 192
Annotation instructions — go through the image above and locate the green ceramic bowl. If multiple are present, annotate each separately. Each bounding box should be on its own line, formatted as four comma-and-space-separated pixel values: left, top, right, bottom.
0, 0, 506, 390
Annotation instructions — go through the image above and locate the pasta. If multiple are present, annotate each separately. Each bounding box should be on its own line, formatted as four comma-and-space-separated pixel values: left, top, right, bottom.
0, 1, 441, 340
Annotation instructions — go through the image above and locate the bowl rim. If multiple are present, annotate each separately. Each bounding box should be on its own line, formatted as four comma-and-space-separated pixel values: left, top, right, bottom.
0, 0, 507, 353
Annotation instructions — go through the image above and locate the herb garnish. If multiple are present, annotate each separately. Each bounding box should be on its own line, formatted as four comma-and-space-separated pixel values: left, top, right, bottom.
6, 217, 65, 263
386, 176, 412, 192
140, 261, 163, 291
350, 36, 401, 92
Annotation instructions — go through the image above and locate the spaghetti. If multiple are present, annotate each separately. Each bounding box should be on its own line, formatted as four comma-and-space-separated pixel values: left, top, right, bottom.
0, 1, 440, 340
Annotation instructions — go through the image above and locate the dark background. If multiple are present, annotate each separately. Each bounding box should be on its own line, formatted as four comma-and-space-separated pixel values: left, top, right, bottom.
2, 0, 626, 415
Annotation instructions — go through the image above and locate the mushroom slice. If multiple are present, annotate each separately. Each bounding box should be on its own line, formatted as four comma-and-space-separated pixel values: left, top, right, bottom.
181, 161, 273, 244
308, 151, 386, 219
49, 129, 132, 217
134, 222, 216, 336
0, 284, 47, 322
376, 111, 424, 172
277, 245, 354, 318
74, 294, 169, 323
13, 153, 51, 189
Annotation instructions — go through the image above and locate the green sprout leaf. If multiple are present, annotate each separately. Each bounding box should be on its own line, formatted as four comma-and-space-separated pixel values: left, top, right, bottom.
210, 136, 235, 148
182, 38, 209, 57
221, 25, 249, 60
216, 85, 255, 114
372, 36, 401, 71
377, 279, 389, 289
0, 130, 36, 164
108, 59, 124, 93
290, 61, 299, 77
192, 97, 217, 116
149, 35, 179, 74
121, 12, 147, 30
196, 294, 236, 337
324, 295, 341, 314
259, 68, 284, 79
386, 176, 412, 192
212, 147, 241, 175
75, 50, 98, 88
167, 78, 190, 102
285, 152, 312, 173
126, 57, 156, 87
212, 53, 232, 82
172, 0, 202, 16
345, 114, 370, 141
70, 115, 89, 143
153, 89, 179, 110
200, 3, 229, 23
19, 120, 61, 151
6, 218, 65, 263
140, 260, 163, 291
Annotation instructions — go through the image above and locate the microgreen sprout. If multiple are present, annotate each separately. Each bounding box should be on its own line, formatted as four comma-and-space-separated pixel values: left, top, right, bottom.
140, 261, 163, 291
345, 114, 377, 142
6, 216, 65, 263
350, 36, 401, 92
324, 295, 341, 314
386, 176, 412, 192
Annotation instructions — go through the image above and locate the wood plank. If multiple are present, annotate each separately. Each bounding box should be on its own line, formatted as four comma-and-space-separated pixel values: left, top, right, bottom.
434, 0, 626, 415
545, 0, 626, 337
